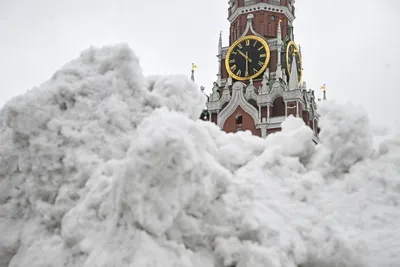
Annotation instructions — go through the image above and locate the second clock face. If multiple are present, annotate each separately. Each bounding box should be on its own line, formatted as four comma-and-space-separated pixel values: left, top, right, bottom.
286, 41, 302, 85
225, 35, 270, 81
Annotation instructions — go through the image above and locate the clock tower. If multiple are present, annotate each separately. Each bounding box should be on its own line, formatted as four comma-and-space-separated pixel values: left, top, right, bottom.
204, 0, 320, 143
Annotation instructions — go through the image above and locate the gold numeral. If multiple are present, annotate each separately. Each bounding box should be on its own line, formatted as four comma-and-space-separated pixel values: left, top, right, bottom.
236, 69, 242, 76
230, 64, 237, 71
229, 59, 235, 63
258, 46, 263, 51
237, 43, 243, 49
245, 39, 250, 46
231, 50, 237, 55
253, 41, 258, 47
245, 70, 249, 77
260, 54, 266, 58
253, 68, 258, 74
258, 61, 264, 67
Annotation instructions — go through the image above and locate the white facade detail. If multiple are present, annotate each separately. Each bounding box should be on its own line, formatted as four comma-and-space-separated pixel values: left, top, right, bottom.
217, 82, 259, 129
204, 0, 321, 144
206, 77, 320, 143
228, 2, 295, 23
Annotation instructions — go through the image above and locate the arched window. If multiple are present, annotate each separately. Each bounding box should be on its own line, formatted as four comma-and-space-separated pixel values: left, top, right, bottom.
236, 114, 243, 125
235, 114, 243, 130
270, 97, 285, 117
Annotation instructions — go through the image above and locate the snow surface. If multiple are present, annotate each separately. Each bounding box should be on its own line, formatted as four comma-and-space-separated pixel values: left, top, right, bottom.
0, 44, 399, 267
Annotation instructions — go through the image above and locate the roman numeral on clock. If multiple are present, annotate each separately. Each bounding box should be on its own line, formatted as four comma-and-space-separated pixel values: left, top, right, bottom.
258, 61, 264, 67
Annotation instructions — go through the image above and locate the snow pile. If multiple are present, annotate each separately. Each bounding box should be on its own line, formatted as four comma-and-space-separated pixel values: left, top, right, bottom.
0, 44, 399, 267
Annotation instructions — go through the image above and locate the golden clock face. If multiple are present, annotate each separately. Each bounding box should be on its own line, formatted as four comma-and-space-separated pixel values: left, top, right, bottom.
286, 41, 302, 85
225, 35, 270, 81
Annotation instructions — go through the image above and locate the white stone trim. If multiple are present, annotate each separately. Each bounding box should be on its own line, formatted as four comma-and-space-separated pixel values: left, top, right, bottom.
218, 82, 259, 129
268, 116, 285, 124
238, 14, 264, 40
228, 3, 295, 24
245, 86, 258, 102
206, 88, 232, 112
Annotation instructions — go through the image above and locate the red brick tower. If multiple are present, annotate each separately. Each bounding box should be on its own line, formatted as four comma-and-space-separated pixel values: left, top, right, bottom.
204, 0, 320, 143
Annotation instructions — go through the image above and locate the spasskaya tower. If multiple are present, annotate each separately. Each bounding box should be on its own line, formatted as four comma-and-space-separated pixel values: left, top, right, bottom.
203, 0, 320, 143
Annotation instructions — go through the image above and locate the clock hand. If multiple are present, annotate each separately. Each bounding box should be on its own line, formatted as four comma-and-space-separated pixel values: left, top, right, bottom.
237, 50, 253, 63
246, 52, 249, 75
237, 50, 246, 58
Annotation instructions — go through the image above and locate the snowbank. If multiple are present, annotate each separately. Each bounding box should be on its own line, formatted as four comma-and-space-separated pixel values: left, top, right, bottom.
0, 44, 399, 267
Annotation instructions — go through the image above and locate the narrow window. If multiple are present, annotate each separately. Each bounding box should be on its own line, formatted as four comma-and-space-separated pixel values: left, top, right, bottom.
235, 114, 243, 130
236, 114, 243, 125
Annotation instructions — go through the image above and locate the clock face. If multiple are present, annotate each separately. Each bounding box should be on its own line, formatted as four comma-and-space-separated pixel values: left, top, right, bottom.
225, 35, 270, 81
286, 41, 302, 85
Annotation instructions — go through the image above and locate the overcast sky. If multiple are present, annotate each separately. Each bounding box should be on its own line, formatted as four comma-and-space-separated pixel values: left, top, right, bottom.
1, 0, 399, 128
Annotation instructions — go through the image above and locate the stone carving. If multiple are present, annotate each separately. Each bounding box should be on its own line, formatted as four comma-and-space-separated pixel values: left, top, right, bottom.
259, 71, 270, 95
227, 75, 233, 87
210, 82, 220, 101
269, 80, 284, 101
245, 79, 258, 101
282, 69, 287, 85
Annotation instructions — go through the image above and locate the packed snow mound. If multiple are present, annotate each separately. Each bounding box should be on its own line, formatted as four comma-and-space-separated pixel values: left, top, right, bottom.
0, 44, 399, 267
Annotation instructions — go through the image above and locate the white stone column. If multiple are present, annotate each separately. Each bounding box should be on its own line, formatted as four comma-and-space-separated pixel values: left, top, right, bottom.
261, 118, 267, 138
285, 102, 288, 117
261, 128, 267, 138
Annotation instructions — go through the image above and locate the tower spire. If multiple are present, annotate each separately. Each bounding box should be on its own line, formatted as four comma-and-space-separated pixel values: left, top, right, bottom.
217, 31, 223, 86
191, 63, 197, 82
275, 20, 283, 80
321, 84, 327, 100
218, 31, 222, 54
288, 54, 299, 90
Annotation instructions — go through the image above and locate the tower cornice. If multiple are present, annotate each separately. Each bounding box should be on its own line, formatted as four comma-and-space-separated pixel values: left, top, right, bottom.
220, 38, 280, 58
228, 3, 295, 24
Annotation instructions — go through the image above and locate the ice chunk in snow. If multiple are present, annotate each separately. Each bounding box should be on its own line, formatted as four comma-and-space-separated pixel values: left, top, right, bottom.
0, 43, 399, 267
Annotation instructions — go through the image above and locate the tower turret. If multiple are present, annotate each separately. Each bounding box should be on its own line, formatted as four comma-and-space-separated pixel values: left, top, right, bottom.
288, 54, 299, 90
275, 20, 284, 80
217, 32, 223, 86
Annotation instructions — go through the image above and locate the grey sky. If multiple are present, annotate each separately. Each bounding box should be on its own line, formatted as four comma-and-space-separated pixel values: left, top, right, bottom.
1, 0, 399, 128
